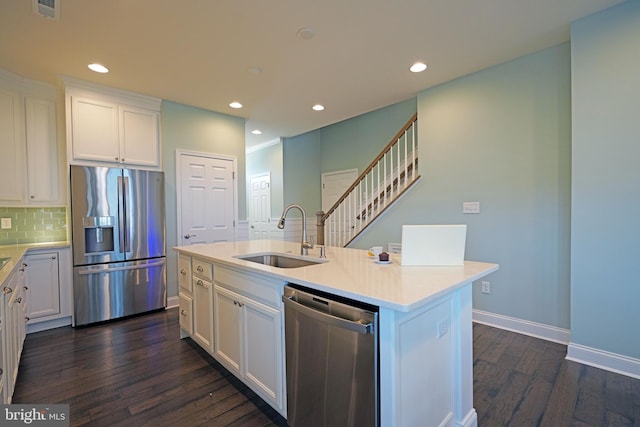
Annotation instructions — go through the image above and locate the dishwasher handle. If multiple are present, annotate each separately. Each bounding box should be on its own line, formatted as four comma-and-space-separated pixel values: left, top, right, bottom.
283, 294, 374, 335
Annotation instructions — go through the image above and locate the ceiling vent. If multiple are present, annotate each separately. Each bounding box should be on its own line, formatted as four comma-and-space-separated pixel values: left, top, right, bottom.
32, 0, 60, 20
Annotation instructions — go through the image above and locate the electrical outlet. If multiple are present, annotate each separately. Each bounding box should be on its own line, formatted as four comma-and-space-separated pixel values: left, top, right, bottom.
388, 243, 402, 254
1, 218, 11, 230
481, 281, 491, 294
437, 318, 450, 338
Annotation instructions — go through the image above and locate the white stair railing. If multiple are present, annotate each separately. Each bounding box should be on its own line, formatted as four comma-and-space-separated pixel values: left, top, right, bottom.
317, 114, 419, 247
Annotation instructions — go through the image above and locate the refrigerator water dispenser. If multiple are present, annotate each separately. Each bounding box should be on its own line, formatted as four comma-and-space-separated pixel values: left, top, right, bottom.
83, 216, 115, 254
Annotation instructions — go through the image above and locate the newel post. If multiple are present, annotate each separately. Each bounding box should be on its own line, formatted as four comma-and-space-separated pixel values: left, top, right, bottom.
316, 211, 325, 246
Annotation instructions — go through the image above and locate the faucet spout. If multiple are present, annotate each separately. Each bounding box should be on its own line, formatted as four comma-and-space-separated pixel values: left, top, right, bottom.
278, 204, 313, 255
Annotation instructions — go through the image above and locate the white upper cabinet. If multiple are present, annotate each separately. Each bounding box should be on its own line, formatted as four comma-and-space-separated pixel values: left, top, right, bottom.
119, 104, 160, 166
65, 78, 161, 169
25, 96, 59, 203
0, 84, 25, 202
0, 69, 63, 206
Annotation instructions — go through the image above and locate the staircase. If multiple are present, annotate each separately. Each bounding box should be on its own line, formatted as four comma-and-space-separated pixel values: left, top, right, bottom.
316, 113, 420, 247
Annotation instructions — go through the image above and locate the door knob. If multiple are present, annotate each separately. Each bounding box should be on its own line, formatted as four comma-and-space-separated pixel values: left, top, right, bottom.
184, 234, 195, 239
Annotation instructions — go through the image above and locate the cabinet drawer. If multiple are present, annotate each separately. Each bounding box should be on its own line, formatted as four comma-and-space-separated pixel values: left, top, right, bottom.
192, 258, 213, 281
178, 292, 193, 335
178, 254, 192, 293
214, 265, 283, 309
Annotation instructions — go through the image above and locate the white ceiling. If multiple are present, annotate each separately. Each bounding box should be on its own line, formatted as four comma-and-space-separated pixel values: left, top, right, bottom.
0, 0, 625, 149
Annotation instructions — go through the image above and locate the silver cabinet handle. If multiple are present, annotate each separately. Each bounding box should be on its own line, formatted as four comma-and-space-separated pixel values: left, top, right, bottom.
180, 269, 187, 276
180, 309, 187, 316
196, 279, 205, 287
184, 234, 196, 239
196, 265, 204, 273
3, 287, 12, 294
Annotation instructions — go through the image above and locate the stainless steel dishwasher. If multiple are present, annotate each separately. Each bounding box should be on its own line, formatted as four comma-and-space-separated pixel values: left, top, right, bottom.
283, 284, 379, 427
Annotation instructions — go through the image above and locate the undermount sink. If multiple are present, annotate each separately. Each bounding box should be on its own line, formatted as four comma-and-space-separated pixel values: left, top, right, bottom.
234, 253, 326, 268
0, 257, 11, 270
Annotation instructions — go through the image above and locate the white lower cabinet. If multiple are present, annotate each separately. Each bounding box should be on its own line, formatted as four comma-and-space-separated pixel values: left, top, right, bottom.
192, 275, 213, 353
179, 255, 286, 416
24, 247, 72, 333
213, 284, 284, 414
1, 263, 28, 404
213, 266, 285, 415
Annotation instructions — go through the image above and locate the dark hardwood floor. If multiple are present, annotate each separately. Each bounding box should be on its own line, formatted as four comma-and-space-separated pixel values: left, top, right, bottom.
473, 323, 640, 427
13, 309, 640, 426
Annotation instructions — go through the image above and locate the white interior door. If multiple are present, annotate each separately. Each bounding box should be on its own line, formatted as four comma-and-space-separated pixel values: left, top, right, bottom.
322, 169, 358, 245
249, 173, 271, 240
322, 169, 358, 212
178, 151, 236, 245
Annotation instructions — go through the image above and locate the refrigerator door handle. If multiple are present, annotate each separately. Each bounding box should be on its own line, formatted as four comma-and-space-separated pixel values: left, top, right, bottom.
117, 175, 131, 253
122, 175, 130, 253
76, 259, 166, 276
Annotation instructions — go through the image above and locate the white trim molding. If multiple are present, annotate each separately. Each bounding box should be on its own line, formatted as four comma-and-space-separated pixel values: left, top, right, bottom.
167, 295, 179, 309
472, 309, 571, 345
567, 343, 640, 380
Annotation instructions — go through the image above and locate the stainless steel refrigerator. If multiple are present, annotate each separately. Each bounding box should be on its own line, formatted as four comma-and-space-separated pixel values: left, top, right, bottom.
70, 165, 166, 326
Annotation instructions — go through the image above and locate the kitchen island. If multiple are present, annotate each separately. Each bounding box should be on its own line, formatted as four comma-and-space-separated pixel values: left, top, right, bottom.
174, 240, 498, 427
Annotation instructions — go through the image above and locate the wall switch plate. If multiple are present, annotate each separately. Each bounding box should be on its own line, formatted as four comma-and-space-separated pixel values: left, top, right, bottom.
463, 201, 480, 214
481, 281, 491, 294
1, 218, 11, 229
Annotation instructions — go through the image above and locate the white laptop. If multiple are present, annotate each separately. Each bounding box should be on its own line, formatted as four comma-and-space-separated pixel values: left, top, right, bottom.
401, 224, 467, 266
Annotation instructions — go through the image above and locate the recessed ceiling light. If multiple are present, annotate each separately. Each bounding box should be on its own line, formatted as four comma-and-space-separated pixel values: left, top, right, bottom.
251, 129, 262, 135
229, 102, 243, 109
312, 104, 325, 111
88, 63, 109, 73
410, 62, 427, 73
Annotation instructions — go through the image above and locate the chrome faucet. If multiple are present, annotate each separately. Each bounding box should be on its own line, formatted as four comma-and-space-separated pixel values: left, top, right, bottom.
277, 204, 314, 255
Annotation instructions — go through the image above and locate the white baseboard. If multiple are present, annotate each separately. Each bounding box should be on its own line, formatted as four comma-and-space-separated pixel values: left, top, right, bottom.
473, 309, 640, 379
567, 343, 640, 380
472, 309, 571, 345
27, 316, 72, 334
167, 295, 179, 309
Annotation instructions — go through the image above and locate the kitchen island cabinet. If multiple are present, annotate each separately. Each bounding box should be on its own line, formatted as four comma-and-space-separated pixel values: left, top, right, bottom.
174, 240, 498, 427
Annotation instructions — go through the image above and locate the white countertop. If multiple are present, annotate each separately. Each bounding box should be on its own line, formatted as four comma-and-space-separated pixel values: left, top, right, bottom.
0, 241, 71, 284
173, 240, 499, 312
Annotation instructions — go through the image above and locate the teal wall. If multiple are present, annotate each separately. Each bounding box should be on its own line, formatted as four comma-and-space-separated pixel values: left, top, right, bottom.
161, 100, 246, 298
570, 2, 640, 358
0, 207, 67, 245
319, 98, 417, 174
361, 44, 571, 329
288, 44, 572, 330
282, 99, 417, 216
282, 131, 322, 216
246, 141, 284, 218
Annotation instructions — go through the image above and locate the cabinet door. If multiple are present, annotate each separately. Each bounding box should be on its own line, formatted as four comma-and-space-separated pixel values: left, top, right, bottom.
24, 252, 60, 320
25, 97, 58, 203
0, 86, 25, 202
213, 285, 241, 374
178, 254, 192, 294
119, 105, 159, 167
242, 296, 283, 410
192, 277, 214, 353
70, 96, 119, 163
178, 292, 193, 336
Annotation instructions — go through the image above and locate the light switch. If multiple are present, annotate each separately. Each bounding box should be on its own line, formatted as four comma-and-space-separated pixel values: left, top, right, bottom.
1, 218, 11, 229
463, 202, 480, 214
